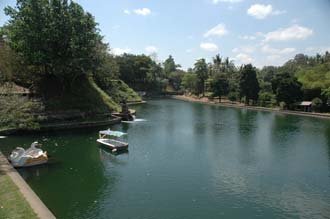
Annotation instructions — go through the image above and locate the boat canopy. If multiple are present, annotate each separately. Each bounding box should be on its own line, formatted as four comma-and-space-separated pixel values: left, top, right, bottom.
99, 129, 127, 137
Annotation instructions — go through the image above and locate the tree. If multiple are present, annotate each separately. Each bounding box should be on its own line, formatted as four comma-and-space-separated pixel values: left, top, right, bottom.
182, 73, 198, 94
258, 92, 276, 107
194, 58, 208, 96
271, 72, 303, 106
168, 70, 185, 91
163, 55, 180, 77
4, 0, 102, 92
210, 74, 229, 102
321, 87, 330, 106
239, 64, 260, 104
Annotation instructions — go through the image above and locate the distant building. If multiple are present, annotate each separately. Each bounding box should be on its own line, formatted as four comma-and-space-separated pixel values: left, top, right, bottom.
294, 101, 312, 112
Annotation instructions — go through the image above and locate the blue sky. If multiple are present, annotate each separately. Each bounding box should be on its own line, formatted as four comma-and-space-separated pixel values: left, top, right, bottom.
1, 0, 330, 69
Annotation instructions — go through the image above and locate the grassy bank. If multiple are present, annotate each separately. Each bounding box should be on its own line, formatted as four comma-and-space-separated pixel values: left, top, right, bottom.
0, 174, 37, 219
102, 79, 142, 103
43, 76, 121, 113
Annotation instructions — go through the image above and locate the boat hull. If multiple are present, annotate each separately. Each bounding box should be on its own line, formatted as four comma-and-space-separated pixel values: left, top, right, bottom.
10, 155, 48, 167
97, 139, 128, 151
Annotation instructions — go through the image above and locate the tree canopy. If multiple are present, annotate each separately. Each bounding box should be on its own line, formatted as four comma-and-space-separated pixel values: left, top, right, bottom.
4, 0, 103, 91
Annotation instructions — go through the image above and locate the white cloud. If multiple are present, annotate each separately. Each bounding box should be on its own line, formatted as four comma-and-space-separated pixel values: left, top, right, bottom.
204, 23, 228, 38
247, 4, 273, 19
235, 53, 253, 64
261, 44, 296, 55
200, 42, 219, 52
123, 9, 130, 14
232, 45, 255, 53
239, 35, 256, 40
133, 8, 151, 16
213, 0, 243, 4
111, 47, 132, 56
145, 46, 158, 54
264, 25, 313, 42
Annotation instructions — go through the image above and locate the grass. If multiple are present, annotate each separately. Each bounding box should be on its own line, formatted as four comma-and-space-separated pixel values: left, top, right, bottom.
0, 174, 37, 219
104, 80, 142, 103
43, 76, 121, 113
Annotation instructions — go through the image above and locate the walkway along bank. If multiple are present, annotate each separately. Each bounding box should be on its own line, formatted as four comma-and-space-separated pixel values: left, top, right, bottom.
0, 152, 56, 219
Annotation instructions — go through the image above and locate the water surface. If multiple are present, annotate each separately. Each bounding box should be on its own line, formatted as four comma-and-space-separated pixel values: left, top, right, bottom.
1, 99, 330, 219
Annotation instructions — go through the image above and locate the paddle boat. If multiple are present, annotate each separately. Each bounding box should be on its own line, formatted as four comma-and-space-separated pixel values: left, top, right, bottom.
8, 141, 48, 167
97, 129, 128, 152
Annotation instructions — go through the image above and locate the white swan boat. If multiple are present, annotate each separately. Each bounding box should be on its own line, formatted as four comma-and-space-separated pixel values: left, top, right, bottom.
8, 141, 48, 167
97, 129, 128, 152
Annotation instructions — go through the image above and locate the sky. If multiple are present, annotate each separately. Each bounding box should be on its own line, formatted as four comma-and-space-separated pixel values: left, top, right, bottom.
1, 0, 330, 70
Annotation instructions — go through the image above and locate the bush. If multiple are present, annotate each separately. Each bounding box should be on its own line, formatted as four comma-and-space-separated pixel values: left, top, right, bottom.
0, 91, 44, 130
279, 101, 287, 110
258, 92, 276, 107
312, 97, 323, 112
228, 92, 238, 102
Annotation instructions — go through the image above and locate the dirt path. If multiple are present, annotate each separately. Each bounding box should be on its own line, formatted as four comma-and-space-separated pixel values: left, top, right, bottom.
172, 95, 330, 120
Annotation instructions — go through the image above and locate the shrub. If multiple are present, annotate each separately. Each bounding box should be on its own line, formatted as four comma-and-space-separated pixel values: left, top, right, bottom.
258, 92, 276, 107
312, 97, 323, 112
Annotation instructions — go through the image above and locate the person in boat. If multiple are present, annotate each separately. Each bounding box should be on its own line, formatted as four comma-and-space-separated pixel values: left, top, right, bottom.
121, 100, 134, 121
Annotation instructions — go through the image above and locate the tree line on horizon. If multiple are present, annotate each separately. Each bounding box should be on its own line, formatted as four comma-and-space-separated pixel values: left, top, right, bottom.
98, 51, 330, 112
1, 0, 330, 123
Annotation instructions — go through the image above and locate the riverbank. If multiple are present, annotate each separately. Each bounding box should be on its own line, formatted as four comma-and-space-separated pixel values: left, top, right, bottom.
172, 95, 330, 120
0, 152, 56, 219
0, 116, 122, 136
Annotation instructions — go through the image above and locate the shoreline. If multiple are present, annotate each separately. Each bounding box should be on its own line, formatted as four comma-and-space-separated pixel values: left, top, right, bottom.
172, 95, 330, 120
0, 116, 122, 136
0, 152, 56, 219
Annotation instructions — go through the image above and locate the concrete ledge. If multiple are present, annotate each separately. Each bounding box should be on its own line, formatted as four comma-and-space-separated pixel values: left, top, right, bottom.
0, 152, 56, 219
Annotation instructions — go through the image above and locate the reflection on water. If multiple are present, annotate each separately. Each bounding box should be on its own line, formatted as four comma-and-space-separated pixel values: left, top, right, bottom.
1, 99, 330, 219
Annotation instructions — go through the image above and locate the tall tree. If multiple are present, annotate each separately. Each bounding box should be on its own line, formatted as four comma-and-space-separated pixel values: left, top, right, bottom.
211, 74, 229, 102
239, 64, 260, 104
194, 58, 208, 96
272, 72, 303, 105
4, 0, 102, 92
163, 55, 180, 77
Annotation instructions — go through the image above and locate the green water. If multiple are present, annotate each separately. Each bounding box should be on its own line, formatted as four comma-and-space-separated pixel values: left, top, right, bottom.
1, 99, 330, 219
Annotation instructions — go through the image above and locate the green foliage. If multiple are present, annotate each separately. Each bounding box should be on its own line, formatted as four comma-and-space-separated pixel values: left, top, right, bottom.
43, 76, 120, 113
102, 80, 141, 103
116, 54, 158, 91
182, 72, 198, 94
194, 58, 208, 96
4, 0, 102, 91
321, 87, 330, 106
163, 55, 180, 77
295, 62, 330, 90
0, 86, 44, 130
168, 70, 185, 91
228, 92, 238, 102
239, 64, 260, 104
279, 101, 287, 110
258, 92, 276, 107
272, 72, 303, 105
312, 97, 323, 112
210, 74, 229, 102
93, 48, 120, 89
